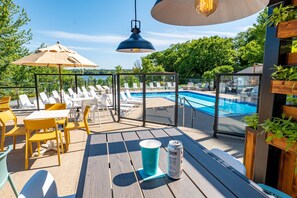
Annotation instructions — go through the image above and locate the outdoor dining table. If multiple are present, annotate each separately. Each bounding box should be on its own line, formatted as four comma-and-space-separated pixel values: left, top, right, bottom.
76, 127, 268, 198
24, 109, 70, 154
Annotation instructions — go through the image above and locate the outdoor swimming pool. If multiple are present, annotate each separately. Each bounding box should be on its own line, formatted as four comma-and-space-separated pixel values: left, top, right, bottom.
131, 91, 257, 117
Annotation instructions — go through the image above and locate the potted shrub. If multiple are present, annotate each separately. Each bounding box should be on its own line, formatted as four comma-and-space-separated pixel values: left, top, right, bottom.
243, 113, 259, 179
266, 4, 297, 39
261, 115, 297, 153
283, 96, 297, 120
270, 65, 297, 94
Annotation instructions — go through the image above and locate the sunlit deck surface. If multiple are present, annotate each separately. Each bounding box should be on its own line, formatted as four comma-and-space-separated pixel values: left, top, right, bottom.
2, 94, 244, 197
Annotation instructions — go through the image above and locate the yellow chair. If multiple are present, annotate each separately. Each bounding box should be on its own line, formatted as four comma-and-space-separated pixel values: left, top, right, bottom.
45, 103, 67, 125
64, 106, 91, 151
24, 118, 64, 170
0, 96, 11, 112
0, 110, 26, 151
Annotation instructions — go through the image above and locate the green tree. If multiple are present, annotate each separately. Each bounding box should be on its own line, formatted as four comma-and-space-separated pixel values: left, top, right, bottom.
202, 65, 234, 89
0, 0, 32, 83
234, 9, 267, 71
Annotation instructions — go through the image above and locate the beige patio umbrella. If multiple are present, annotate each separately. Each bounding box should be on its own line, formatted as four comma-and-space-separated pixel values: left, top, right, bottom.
13, 42, 97, 102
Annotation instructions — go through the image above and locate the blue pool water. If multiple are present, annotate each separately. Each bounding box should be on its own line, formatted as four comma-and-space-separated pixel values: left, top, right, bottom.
131, 91, 257, 117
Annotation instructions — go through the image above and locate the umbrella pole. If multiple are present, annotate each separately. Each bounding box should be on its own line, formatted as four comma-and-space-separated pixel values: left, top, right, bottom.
59, 65, 63, 103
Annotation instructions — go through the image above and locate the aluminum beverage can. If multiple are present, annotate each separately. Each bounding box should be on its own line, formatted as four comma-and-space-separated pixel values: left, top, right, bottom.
167, 140, 183, 179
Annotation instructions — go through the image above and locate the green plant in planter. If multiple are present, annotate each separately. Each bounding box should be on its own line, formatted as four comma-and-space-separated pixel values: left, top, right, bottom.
261, 114, 297, 150
266, 4, 297, 27
243, 113, 259, 130
287, 95, 297, 106
271, 65, 297, 81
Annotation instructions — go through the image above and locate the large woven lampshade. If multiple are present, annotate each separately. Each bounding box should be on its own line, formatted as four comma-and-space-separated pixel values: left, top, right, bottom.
151, 0, 269, 26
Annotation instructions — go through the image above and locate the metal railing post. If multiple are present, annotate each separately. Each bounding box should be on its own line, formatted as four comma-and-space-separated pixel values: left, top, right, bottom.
182, 98, 185, 127
142, 74, 146, 127
174, 73, 179, 127
34, 74, 40, 110
75, 74, 78, 94
117, 74, 121, 122
213, 74, 220, 138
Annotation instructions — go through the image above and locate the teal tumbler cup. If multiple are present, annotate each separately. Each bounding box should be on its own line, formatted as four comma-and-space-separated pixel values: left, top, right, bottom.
139, 139, 161, 176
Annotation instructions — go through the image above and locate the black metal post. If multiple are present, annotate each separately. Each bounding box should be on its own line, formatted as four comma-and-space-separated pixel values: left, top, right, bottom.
34, 74, 40, 110
213, 74, 220, 138
75, 75, 78, 94
117, 75, 121, 122
142, 74, 146, 127
174, 73, 179, 127
113, 74, 117, 113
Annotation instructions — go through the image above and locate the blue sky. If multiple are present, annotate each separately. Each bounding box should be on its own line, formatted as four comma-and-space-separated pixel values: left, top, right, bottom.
15, 0, 261, 69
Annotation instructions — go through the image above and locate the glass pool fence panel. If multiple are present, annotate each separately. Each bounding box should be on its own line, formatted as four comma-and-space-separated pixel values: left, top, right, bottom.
213, 74, 261, 137
117, 73, 178, 126
0, 87, 37, 111
118, 74, 143, 121
144, 74, 178, 126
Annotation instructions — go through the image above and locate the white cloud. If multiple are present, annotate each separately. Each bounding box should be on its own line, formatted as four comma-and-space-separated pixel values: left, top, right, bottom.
237, 25, 253, 31
37, 30, 126, 44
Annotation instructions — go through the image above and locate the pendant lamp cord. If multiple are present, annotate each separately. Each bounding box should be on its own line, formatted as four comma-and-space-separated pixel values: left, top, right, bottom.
134, 0, 137, 22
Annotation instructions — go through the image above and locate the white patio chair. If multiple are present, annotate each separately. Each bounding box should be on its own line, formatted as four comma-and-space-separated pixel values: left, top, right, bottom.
78, 99, 101, 125
19, 94, 35, 109
52, 90, 60, 102
140, 83, 143, 90
149, 82, 156, 89
166, 82, 173, 89
39, 92, 50, 104
133, 83, 138, 90
33, 99, 45, 109
125, 90, 142, 101
120, 91, 142, 105
124, 83, 130, 90
18, 170, 75, 198
210, 148, 246, 175
172, 82, 176, 88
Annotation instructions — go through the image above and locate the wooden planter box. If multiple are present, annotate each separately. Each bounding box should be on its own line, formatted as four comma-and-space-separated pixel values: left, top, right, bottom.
271, 80, 297, 94
244, 127, 258, 180
266, 132, 297, 153
277, 19, 297, 39
294, 0, 297, 6
287, 53, 297, 65
283, 105, 297, 121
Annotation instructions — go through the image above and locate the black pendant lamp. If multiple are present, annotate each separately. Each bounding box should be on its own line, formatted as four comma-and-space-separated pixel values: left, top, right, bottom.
151, 0, 269, 26
116, 0, 155, 53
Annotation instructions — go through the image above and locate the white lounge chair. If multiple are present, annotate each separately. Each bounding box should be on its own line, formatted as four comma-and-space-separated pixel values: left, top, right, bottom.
107, 94, 136, 108
33, 99, 45, 109
105, 94, 133, 117
90, 89, 100, 99
125, 90, 142, 101
52, 90, 61, 102
120, 91, 142, 105
124, 83, 130, 90
77, 87, 82, 95
156, 82, 164, 89
89, 85, 97, 91
102, 86, 111, 93
140, 83, 143, 90
68, 88, 76, 98
133, 83, 138, 90
48, 97, 56, 104
149, 82, 156, 89
166, 82, 173, 89
19, 94, 35, 109
39, 92, 50, 104
210, 148, 246, 175
81, 86, 90, 98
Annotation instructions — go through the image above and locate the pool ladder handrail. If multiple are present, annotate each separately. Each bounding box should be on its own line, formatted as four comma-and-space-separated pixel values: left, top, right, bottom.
179, 97, 197, 128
